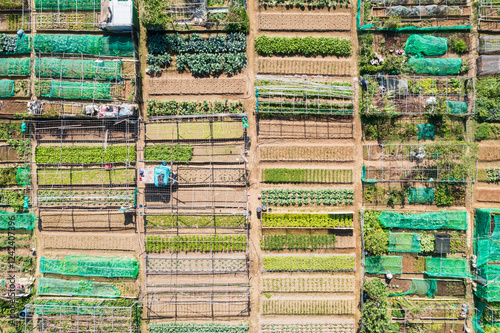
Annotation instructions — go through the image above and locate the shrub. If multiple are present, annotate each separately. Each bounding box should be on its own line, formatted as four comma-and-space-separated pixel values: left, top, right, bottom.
476, 123, 491, 141
435, 185, 454, 207
364, 229, 389, 256
452, 39, 467, 54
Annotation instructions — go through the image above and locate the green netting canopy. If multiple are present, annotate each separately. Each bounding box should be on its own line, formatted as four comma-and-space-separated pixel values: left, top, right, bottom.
389, 279, 437, 298
0, 211, 36, 230
475, 209, 500, 239
35, 0, 101, 10
0, 80, 15, 97
446, 100, 467, 114
34, 35, 134, 57
0, 58, 30, 76
478, 265, 500, 282
40, 255, 139, 278
0, 35, 31, 55
362, 165, 378, 183
407, 57, 462, 75
35, 58, 123, 81
32, 299, 105, 315
37, 278, 120, 298
476, 282, 500, 302
378, 211, 467, 230
417, 124, 435, 140
424, 257, 471, 278
45, 81, 112, 100
388, 232, 421, 253
365, 256, 403, 274
405, 35, 448, 56
16, 166, 30, 186
407, 187, 434, 204
476, 238, 500, 267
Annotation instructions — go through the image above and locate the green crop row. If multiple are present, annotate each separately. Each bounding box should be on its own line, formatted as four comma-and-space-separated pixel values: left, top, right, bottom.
146, 214, 247, 228
35, 146, 135, 164
176, 52, 247, 76
261, 188, 354, 206
258, 0, 350, 7
37, 168, 134, 186
263, 213, 353, 228
0, 234, 30, 248
262, 276, 354, 293
263, 255, 355, 272
261, 234, 336, 251
261, 322, 355, 333
146, 100, 245, 117
255, 36, 351, 57
149, 323, 249, 333
262, 168, 353, 184
144, 144, 193, 162
146, 234, 247, 253
262, 299, 354, 315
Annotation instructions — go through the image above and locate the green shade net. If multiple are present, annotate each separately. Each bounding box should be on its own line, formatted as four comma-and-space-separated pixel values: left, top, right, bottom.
34, 35, 134, 57
379, 211, 467, 230
388, 232, 421, 253
407, 57, 462, 75
476, 238, 500, 267
360, 25, 472, 32
405, 34, 447, 56
417, 124, 435, 140
0, 80, 15, 97
446, 100, 467, 114
0, 35, 31, 55
0, 58, 30, 76
407, 187, 434, 204
476, 282, 500, 302
424, 257, 471, 278
35, 0, 101, 10
389, 279, 437, 297
46, 81, 112, 100
362, 165, 378, 183
365, 256, 403, 274
0, 211, 36, 230
475, 209, 500, 239
40, 255, 139, 278
35, 58, 122, 81
16, 166, 30, 186
37, 277, 120, 298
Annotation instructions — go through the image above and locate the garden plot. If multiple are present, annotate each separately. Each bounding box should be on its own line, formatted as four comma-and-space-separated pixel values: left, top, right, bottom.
262, 168, 353, 184
37, 168, 135, 186
0, 0, 30, 32
32, 119, 138, 142
41, 232, 137, 251
363, 182, 466, 207
144, 186, 247, 213
360, 76, 473, 116
145, 213, 248, 230
478, 0, 500, 30
39, 209, 136, 231
363, 143, 478, 183
0, 142, 28, 163
260, 145, 355, 162
260, 189, 354, 208
257, 58, 352, 76
258, 12, 352, 31
34, 11, 101, 31
261, 320, 356, 333
29, 100, 138, 118
262, 212, 354, 229
148, 77, 247, 95
34, 79, 130, 102
262, 275, 355, 293
146, 254, 248, 274
145, 232, 247, 253
35, 145, 136, 165
258, 116, 354, 139
37, 188, 136, 208
362, 115, 466, 142
361, 0, 471, 28
143, 142, 245, 164
262, 297, 355, 315
146, 99, 245, 118
0, 100, 28, 116
145, 120, 244, 141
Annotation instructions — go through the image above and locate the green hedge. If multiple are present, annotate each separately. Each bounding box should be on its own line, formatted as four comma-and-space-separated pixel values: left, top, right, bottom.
144, 145, 193, 162
35, 146, 136, 164
255, 36, 351, 57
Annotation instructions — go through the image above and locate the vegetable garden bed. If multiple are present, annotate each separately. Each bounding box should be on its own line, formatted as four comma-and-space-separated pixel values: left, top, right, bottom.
262, 255, 355, 272
262, 168, 353, 184
145, 121, 244, 141
261, 322, 355, 333
262, 276, 355, 293
37, 189, 135, 207
262, 298, 355, 315
261, 234, 337, 251
34, 12, 100, 30
261, 189, 354, 206
37, 168, 135, 186
146, 100, 245, 117
145, 234, 247, 253
262, 213, 353, 229
146, 257, 248, 274
145, 214, 247, 229
260, 145, 354, 162
35, 146, 136, 164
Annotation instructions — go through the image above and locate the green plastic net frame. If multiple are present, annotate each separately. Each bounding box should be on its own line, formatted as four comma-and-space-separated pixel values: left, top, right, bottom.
45, 81, 112, 100
35, 0, 101, 10
417, 124, 435, 140
37, 277, 120, 298
424, 257, 471, 278
35, 58, 123, 81
378, 211, 467, 230
0, 80, 15, 97
0, 211, 37, 230
476, 282, 500, 302
388, 232, 421, 253
0, 58, 30, 77
40, 255, 139, 278
0, 35, 31, 55
365, 256, 403, 274
446, 100, 468, 114
407, 57, 462, 76
389, 279, 437, 297
34, 35, 134, 57
16, 166, 30, 186
405, 35, 448, 56
407, 187, 434, 204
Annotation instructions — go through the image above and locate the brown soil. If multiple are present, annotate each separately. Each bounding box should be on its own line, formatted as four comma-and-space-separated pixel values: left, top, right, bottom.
257, 58, 352, 75
258, 12, 352, 31
476, 187, 500, 203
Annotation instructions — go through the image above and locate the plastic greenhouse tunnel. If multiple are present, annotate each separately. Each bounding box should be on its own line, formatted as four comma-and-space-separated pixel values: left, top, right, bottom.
389, 279, 437, 298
